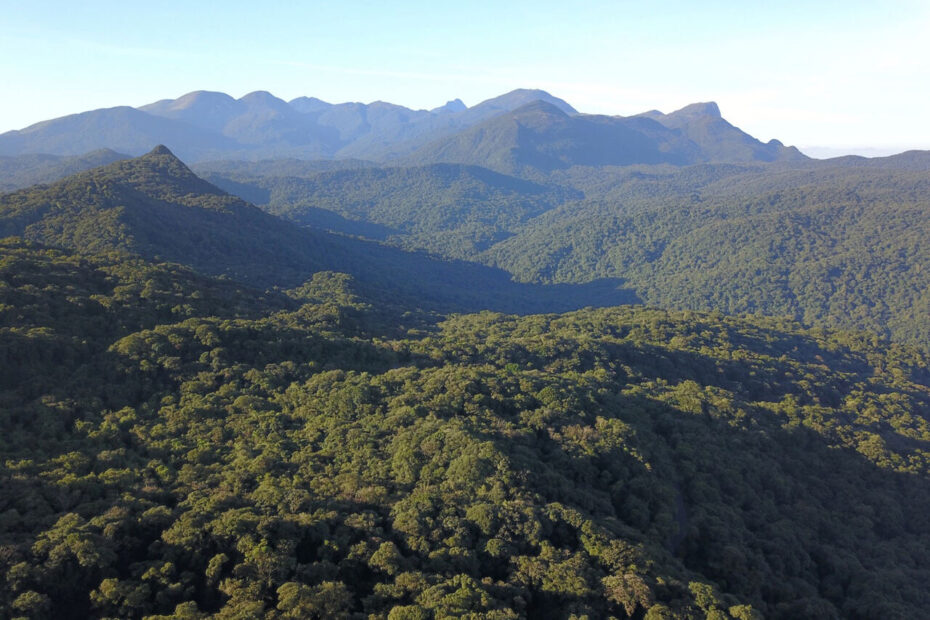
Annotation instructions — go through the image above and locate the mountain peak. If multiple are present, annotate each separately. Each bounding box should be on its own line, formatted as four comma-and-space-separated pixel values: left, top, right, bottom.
146, 144, 176, 157
472, 89, 578, 116
133, 144, 207, 184
239, 91, 289, 107
671, 101, 721, 119
289, 96, 331, 114
511, 99, 571, 119
432, 98, 467, 113
172, 90, 236, 109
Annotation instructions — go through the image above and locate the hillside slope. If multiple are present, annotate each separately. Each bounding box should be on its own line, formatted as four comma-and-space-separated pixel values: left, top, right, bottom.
202, 163, 581, 258
0, 146, 639, 313
486, 161, 930, 347
1, 239, 928, 619
203, 152, 930, 350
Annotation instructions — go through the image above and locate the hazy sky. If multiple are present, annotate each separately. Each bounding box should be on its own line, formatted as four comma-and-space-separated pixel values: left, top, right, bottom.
2, 0, 928, 154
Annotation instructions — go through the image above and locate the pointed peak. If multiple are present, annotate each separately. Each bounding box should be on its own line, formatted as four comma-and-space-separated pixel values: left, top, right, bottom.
136, 145, 196, 174
147, 144, 175, 157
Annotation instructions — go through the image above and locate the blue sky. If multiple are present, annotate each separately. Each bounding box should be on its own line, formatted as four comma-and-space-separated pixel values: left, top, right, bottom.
2, 0, 928, 155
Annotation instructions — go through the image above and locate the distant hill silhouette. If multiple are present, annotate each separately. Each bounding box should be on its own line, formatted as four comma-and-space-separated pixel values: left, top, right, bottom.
0, 89, 805, 166
407, 100, 805, 174
638, 102, 805, 163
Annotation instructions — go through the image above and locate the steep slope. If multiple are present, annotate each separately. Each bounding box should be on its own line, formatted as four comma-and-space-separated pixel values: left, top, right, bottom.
431, 97, 467, 113
324, 89, 579, 161
0, 145, 343, 285
405, 101, 667, 174
457, 87, 578, 122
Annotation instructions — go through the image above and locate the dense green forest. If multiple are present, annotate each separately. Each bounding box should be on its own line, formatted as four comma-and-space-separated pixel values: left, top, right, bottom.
197, 163, 580, 259
3, 146, 930, 618
199, 154, 930, 350
2, 238, 930, 618
0, 147, 639, 315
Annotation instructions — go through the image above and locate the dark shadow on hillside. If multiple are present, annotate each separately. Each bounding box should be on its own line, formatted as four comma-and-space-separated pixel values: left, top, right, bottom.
77, 185, 640, 316
324, 234, 642, 315
200, 174, 272, 205
600, 339, 930, 412
283, 206, 401, 241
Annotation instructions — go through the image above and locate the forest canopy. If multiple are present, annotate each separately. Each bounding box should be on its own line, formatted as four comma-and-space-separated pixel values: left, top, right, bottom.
2, 238, 929, 619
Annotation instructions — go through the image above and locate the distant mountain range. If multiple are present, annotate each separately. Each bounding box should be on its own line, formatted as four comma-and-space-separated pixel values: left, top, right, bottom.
0, 89, 804, 170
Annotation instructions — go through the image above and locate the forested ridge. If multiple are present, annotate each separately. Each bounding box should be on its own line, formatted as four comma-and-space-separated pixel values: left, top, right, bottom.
0, 147, 642, 315
202, 154, 930, 350
2, 238, 930, 619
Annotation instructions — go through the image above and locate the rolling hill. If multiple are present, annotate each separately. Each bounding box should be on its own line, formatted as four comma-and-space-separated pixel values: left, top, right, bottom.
200, 161, 581, 258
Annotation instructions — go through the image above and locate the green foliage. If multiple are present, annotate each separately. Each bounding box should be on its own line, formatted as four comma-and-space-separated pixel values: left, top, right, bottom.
487, 163, 930, 350
3, 147, 930, 618
0, 148, 640, 315
206, 163, 578, 259
2, 242, 930, 618
0, 147, 345, 288
221, 156, 930, 350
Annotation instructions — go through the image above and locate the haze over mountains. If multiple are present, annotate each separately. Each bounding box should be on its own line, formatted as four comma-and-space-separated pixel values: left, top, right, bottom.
0, 88, 804, 169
